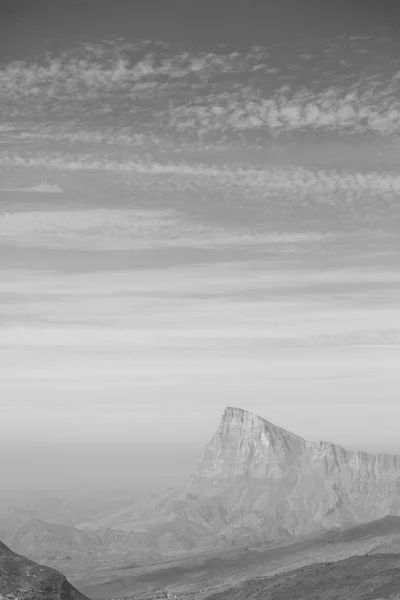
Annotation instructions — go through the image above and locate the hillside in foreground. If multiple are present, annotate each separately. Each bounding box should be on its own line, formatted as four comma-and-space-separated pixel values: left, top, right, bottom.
204, 553, 400, 600
0, 539, 89, 600
77, 515, 400, 599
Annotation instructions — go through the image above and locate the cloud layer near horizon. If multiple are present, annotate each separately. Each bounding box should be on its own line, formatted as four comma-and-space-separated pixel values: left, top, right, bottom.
2, 264, 400, 351
1, 263, 400, 446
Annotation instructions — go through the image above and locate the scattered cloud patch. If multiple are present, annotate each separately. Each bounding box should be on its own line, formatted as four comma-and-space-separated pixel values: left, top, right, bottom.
1, 33, 400, 142
1, 152, 400, 202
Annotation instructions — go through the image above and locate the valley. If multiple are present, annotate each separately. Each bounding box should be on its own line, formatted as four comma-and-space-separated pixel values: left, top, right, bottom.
3, 407, 400, 599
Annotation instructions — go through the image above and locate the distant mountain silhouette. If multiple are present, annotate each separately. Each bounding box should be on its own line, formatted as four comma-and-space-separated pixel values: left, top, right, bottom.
0, 539, 89, 600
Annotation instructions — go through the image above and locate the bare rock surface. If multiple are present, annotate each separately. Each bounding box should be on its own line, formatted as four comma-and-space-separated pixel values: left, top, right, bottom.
0, 539, 89, 600
181, 406, 400, 544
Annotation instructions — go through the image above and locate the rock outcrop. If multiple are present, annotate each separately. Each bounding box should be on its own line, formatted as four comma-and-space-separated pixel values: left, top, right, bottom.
182, 406, 400, 543
0, 539, 89, 600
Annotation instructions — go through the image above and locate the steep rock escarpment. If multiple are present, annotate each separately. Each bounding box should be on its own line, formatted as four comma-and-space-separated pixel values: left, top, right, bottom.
184, 406, 400, 542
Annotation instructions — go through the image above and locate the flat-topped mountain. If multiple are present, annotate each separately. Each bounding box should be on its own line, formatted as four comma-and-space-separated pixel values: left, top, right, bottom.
0, 539, 89, 600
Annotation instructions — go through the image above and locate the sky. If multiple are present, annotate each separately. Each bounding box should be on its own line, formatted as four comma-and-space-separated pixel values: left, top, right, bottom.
1, 0, 400, 489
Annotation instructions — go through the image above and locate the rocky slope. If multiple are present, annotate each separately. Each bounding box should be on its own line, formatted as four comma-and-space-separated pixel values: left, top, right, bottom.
204, 553, 400, 600
150, 406, 400, 548
0, 539, 89, 600
76, 516, 400, 600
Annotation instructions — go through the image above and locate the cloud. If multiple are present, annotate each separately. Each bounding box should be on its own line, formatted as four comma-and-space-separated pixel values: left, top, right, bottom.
1, 33, 400, 144
0, 182, 63, 193
0, 200, 338, 251
2, 153, 400, 198
1, 267, 400, 353
3, 265, 400, 297
1, 153, 399, 255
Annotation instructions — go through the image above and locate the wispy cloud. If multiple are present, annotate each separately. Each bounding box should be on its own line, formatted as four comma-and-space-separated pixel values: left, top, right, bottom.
2, 153, 400, 198
1, 264, 400, 443
0, 182, 63, 193
1, 153, 399, 256
1, 33, 400, 144
3, 265, 400, 296
3, 153, 400, 192
0, 204, 334, 252
1, 267, 400, 346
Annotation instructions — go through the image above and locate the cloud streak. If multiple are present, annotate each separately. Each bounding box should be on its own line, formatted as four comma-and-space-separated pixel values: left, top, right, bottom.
0, 183, 63, 193
3, 153, 400, 193
2, 152, 400, 197
1, 153, 399, 257
2, 267, 400, 348
0, 204, 339, 251
1, 263, 400, 450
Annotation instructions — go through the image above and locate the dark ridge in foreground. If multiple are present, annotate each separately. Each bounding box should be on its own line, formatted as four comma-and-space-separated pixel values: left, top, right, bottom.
0, 539, 89, 600
205, 553, 400, 600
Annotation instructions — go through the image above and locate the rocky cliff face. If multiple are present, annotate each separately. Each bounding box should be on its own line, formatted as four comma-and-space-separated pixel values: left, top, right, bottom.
184, 406, 400, 542
193, 406, 307, 481
0, 539, 89, 600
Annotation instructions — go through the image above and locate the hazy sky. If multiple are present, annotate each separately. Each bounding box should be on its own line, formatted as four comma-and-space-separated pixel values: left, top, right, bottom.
1, 0, 400, 488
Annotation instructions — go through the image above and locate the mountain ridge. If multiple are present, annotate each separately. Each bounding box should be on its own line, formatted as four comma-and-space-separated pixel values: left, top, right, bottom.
218, 406, 400, 463
93, 406, 400, 554
181, 406, 400, 544
82, 406, 400, 559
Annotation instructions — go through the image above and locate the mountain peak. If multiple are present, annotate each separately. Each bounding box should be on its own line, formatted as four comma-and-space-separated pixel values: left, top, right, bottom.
190, 406, 307, 486
183, 405, 400, 545
220, 406, 306, 442
126, 407, 400, 552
